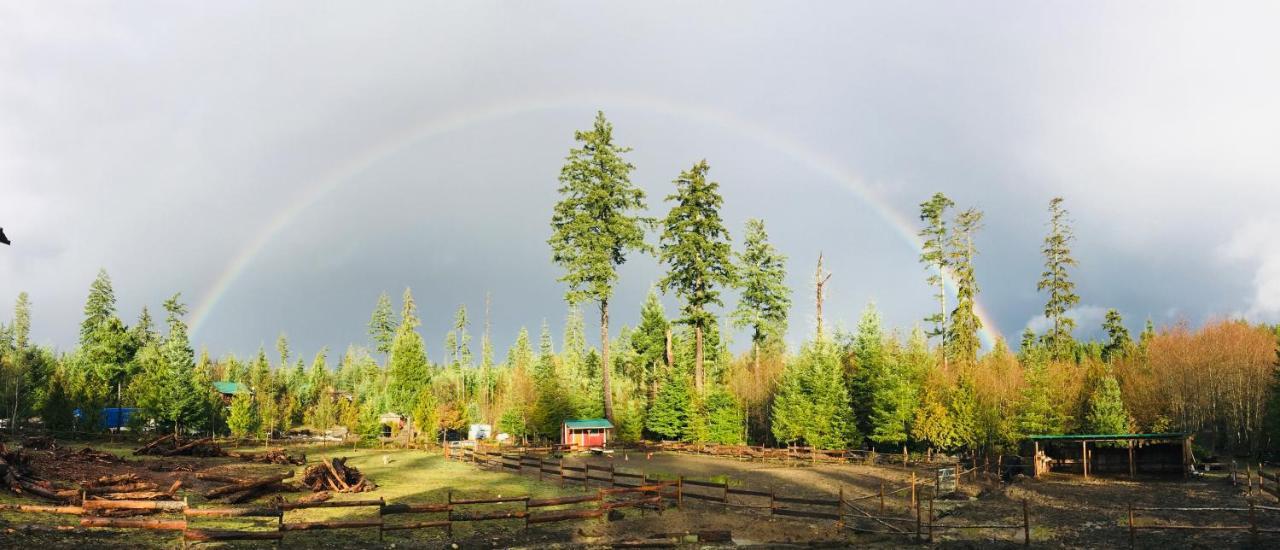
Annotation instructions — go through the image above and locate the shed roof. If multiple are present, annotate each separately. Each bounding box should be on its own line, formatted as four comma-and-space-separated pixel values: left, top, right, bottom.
1025, 432, 1191, 442
564, 419, 614, 429
213, 381, 246, 395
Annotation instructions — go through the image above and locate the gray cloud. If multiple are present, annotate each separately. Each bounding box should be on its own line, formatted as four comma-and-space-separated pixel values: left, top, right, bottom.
2, 1, 1278, 357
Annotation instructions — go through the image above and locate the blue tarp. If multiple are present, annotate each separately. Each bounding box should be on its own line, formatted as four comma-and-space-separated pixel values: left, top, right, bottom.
100, 407, 137, 430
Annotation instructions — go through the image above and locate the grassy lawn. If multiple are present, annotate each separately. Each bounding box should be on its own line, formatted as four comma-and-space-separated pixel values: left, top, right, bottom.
2, 442, 580, 549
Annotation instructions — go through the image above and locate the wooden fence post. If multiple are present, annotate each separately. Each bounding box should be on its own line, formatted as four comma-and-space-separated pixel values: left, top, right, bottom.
879, 482, 885, 515
1127, 502, 1135, 550
377, 497, 385, 542
837, 486, 845, 530
927, 494, 934, 543
559, 460, 565, 488
538, 457, 543, 481
722, 478, 729, 512
910, 472, 917, 509
677, 476, 684, 509
1250, 501, 1259, 547
1248, 464, 1255, 496
1022, 499, 1030, 547
610, 463, 616, 489
914, 495, 922, 542
583, 463, 590, 491
769, 486, 775, 517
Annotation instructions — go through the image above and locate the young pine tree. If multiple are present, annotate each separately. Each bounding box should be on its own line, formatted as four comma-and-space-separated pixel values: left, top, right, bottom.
1085, 369, 1130, 434
386, 288, 430, 415
659, 159, 734, 393
227, 391, 259, 438
647, 367, 691, 440
1101, 309, 1133, 362
548, 112, 651, 422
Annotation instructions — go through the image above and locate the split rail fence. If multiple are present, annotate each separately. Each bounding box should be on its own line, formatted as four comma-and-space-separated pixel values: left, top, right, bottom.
0, 480, 677, 547
448, 444, 1029, 545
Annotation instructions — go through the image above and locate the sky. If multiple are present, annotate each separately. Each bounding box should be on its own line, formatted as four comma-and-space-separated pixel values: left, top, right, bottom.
3, 1, 1279, 360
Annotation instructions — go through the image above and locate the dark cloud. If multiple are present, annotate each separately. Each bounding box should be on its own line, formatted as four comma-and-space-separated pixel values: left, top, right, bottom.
3, 2, 1278, 357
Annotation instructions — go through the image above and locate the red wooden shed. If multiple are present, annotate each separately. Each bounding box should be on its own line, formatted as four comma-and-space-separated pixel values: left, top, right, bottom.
562, 418, 613, 448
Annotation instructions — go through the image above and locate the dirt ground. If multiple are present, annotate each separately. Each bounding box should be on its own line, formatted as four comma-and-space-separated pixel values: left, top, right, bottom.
4, 443, 1278, 548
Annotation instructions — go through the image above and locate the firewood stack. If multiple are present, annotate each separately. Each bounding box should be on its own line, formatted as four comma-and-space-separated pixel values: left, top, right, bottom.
302, 457, 374, 493
197, 470, 298, 504
133, 434, 227, 457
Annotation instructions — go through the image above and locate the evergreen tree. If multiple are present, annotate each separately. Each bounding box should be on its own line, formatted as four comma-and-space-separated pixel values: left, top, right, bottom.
549, 111, 651, 423
276, 333, 290, 371
947, 208, 984, 365
368, 292, 397, 355
918, 193, 954, 366
947, 373, 979, 449
13, 292, 29, 351
913, 385, 957, 452
1085, 369, 1130, 434
702, 389, 745, 445
227, 390, 259, 438
849, 303, 886, 437
1101, 309, 1133, 362
658, 159, 734, 393
647, 366, 691, 440
1138, 318, 1156, 355
80, 268, 116, 346
1038, 197, 1080, 359
732, 218, 791, 376
771, 342, 858, 448
449, 304, 472, 369
131, 306, 157, 347
631, 289, 670, 404
1017, 362, 1062, 436
387, 288, 430, 414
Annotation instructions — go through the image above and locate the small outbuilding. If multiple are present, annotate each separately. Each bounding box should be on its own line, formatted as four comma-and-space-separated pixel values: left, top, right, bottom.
562, 418, 613, 448
212, 381, 248, 404
1025, 432, 1194, 479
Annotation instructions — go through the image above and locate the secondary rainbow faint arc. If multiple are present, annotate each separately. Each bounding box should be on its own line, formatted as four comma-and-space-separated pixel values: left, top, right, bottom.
188, 92, 1005, 347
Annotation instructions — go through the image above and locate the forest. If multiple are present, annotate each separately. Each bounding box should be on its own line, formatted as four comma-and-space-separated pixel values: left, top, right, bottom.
1, 112, 1277, 459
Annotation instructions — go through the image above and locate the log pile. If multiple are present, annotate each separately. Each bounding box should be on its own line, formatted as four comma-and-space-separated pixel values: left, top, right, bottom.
302, 458, 374, 493
51, 474, 184, 505
0, 444, 61, 501
133, 435, 227, 457
227, 448, 306, 465
197, 470, 297, 504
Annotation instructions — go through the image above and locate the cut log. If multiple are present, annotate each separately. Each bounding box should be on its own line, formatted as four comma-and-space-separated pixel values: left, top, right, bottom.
79, 517, 187, 530
203, 471, 293, 499
83, 474, 141, 488
133, 434, 175, 455
161, 437, 212, 457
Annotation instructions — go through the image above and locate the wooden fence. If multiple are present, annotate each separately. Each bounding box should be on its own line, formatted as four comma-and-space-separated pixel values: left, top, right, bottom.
1125, 503, 1280, 548
445, 443, 1041, 544
0, 481, 676, 547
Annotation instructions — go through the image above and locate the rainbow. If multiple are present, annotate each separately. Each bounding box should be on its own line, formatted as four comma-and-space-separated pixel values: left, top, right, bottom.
188, 92, 1004, 347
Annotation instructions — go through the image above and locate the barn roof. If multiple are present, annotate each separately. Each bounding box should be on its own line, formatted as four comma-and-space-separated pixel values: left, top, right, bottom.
1025, 432, 1191, 442
564, 419, 614, 429
213, 381, 246, 395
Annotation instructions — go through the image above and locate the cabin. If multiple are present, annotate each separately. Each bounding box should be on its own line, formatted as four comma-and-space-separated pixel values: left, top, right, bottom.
212, 381, 247, 405
1025, 432, 1194, 479
562, 418, 613, 448
378, 412, 406, 438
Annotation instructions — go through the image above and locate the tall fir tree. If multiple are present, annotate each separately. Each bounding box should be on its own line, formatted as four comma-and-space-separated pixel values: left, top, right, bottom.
947, 207, 984, 365
732, 218, 791, 377
276, 333, 289, 371
647, 366, 691, 440
548, 111, 651, 422
1038, 197, 1080, 359
918, 193, 954, 367
368, 292, 397, 355
659, 159, 734, 393
771, 341, 858, 448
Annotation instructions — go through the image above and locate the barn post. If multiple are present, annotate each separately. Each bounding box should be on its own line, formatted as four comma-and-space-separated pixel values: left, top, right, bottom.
1033, 441, 1040, 478
1128, 440, 1135, 478
910, 472, 917, 508
1081, 441, 1088, 479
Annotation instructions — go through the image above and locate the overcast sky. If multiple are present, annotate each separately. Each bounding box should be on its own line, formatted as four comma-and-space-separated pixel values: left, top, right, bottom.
3, 1, 1279, 360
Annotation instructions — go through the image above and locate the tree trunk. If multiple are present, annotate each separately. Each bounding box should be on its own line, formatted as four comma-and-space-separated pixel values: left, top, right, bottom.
694, 324, 704, 393
665, 328, 674, 370
600, 300, 614, 422
753, 341, 761, 387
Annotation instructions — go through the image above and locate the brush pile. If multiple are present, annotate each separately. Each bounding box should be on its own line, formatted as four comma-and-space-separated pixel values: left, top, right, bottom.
302, 457, 374, 493
196, 470, 298, 504
133, 434, 227, 457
